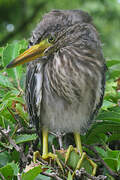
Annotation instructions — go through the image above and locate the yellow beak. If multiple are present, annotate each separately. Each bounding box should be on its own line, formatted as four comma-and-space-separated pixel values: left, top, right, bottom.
6, 39, 52, 68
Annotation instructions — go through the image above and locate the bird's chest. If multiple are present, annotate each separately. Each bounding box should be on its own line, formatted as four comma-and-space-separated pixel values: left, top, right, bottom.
39, 64, 96, 134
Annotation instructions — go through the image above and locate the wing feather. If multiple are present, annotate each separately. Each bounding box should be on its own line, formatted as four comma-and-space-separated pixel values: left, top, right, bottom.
25, 63, 44, 131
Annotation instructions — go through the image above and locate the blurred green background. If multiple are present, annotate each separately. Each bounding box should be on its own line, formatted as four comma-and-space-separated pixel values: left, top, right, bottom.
0, 0, 120, 59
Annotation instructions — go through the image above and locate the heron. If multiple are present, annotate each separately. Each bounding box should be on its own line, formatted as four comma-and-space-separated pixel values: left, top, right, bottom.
7, 9, 106, 176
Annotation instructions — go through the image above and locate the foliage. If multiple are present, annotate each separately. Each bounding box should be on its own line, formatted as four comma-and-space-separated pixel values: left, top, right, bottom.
0, 1, 120, 179
0, 38, 120, 179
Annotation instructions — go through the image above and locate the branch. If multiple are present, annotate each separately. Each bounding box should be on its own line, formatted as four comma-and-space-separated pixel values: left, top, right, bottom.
7, 107, 19, 124
50, 131, 66, 149
0, 127, 27, 163
16, 127, 36, 134
76, 168, 107, 180
41, 172, 63, 180
0, 127, 21, 152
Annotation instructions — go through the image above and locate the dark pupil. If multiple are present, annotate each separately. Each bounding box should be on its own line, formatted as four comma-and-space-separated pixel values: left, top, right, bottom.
48, 36, 54, 42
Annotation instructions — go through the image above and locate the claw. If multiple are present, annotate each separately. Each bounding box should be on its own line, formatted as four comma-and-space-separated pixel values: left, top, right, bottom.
42, 152, 63, 172
65, 145, 97, 177
33, 150, 63, 172
86, 156, 97, 176
65, 145, 78, 164
33, 151, 41, 163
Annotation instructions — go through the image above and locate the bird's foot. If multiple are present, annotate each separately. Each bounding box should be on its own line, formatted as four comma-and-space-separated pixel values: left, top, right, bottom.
33, 151, 63, 172
65, 145, 97, 177
33, 151, 41, 163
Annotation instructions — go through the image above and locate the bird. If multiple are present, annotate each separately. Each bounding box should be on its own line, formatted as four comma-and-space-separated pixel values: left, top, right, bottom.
6, 9, 106, 175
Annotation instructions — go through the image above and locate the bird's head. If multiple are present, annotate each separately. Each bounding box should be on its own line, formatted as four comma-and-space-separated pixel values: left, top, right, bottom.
6, 10, 94, 68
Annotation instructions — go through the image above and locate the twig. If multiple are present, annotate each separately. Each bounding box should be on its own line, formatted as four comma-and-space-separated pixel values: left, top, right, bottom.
84, 144, 120, 179
58, 135, 63, 149
50, 131, 65, 149
0, 127, 21, 152
7, 107, 19, 124
60, 159, 73, 174
27, 154, 48, 166
41, 172, 63, 180
76, 168, 107, 180
0, 127, 27, 163
17, 127, 36, 134
24, 153, 66, 179
51, 144, 73, 176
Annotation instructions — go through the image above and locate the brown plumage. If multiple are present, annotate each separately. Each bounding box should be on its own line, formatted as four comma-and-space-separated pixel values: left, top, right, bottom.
25, 9, 106, 134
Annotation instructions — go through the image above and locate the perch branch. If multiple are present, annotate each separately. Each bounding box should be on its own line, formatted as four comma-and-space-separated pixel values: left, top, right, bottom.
76, 168, 107, 180
41, 172, 63, 180
0, 127, 27, 163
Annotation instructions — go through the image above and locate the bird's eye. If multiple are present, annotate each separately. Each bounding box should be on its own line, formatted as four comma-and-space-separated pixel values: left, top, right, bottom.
48, 36, 55, 43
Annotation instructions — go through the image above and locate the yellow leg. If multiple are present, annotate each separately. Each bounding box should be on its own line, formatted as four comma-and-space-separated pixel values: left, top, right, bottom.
74, 133, 97, 176
33, 128, 63, 171
65, 132, 97, 176
74, 132, 83, 155
87, 157, 97, 176
33, 127, 48, 162
42, 128, 48, 157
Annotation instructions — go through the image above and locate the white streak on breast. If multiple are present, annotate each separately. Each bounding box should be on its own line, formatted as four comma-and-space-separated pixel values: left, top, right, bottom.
35, 63, 44, 116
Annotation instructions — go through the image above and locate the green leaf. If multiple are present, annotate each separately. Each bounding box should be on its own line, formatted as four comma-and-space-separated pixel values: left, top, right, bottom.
0, 74, 14, 88
3, 42, 21, 72
105, 80, 117, 98
67, 171, 72, 180
106, 59, 120, 67
10, 162, 19, 176
85, 121, 120, 144
0, 90, 24, 113
95, 146, 107, 157
106, 150, 120, 160
0, 141, 13, 150
104, 158, 117, 171
15, 134, 37, 144
102, 150, 120, 172
15, 103, 28, 123
35, 174, 51, 180
109, 70, 120, 79
0, 162, 19, 179
35, 169, 52, 180
2, 41, 27, 84
67, 151, 80, 170
0, 47, 4, 57
56, 150, 92, 174
0, 47, 4, 66
108, 64, 120, 78
18, 39, 28, 53
101, 100, 116, 110
95, 147, 120, 172
0, 164, 13, 180
97, 111, 120, 122
107, 134, 120, 143
22, 165, 42, 180
0, 151, 12, 167
118, 158, 120, 172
